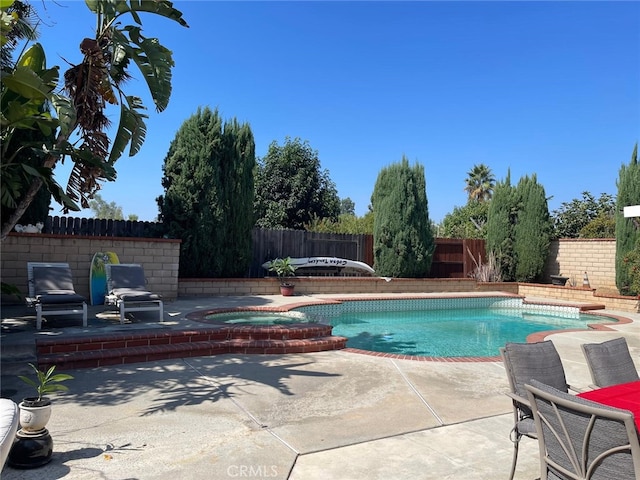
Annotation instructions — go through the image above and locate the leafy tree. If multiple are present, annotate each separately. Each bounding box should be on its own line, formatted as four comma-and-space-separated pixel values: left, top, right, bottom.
513, 174, 552, 282
551, 192, 615, 238
623, 237, 640, 296
464, 163, 495, 203
157, 107, 255, 278
1, 124, 52, 225
441, 201, 489, 239
1, 0, 188, 241
340, 197, 356, 216
578, 213, 615, 239
305, 211, 374, 234
371, 157, 435, 277
254, 138, 339, 229
88, 193, 138, 220
486, 171, 517, 281
615, 143, 640, 295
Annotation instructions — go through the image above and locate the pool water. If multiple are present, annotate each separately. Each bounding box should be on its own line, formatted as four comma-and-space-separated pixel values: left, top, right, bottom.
204, 311, 317, 326
296, 299, 615, 358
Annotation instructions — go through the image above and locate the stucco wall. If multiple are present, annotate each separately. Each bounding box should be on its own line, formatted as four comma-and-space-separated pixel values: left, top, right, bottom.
544, 239, 616, 291
1, 233, 181, 304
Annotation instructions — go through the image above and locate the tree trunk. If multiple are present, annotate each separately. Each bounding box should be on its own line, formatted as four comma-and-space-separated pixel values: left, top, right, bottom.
0, 148, 61, 242
0, 114, 76, 244
0, 178, 44, 241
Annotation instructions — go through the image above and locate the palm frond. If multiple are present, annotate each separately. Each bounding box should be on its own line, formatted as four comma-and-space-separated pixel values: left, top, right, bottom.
121, 26, 174, 112
85, 0, 189, 28
109, 95, 148, 162
62, 143, 117, 211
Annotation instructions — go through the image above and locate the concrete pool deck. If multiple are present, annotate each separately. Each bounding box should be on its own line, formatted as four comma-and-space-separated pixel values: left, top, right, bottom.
1, 293, 639, 479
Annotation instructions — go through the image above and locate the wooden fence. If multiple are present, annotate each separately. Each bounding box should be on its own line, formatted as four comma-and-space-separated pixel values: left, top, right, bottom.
36, 216, 483, 278
42, 216, 160, 238
429, 238, 485, 279
250, 229, 372, 277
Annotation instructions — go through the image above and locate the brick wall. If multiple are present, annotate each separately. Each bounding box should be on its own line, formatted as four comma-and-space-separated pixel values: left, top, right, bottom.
1, 233, 181, 303
544, 239, 616, 291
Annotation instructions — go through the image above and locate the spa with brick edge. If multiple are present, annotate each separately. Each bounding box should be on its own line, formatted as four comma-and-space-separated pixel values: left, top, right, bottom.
36, 325, 347, 371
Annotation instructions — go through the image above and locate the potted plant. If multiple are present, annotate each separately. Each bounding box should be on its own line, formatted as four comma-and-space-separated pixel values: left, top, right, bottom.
18, 363, 73, 433
267, 257, 298, 296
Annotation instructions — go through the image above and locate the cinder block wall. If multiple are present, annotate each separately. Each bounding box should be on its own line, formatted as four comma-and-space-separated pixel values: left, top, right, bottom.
177, 277, 480, 297
544, 239, 616, 291
1, 233, 181, 303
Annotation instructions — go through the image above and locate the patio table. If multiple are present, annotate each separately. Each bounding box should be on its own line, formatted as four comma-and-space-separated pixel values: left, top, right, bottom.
577, 380, 640, 431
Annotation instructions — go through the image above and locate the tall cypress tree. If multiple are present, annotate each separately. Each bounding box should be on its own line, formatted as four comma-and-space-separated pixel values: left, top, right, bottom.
157, 107, 255, 277
371, 157, 435, 277
615, 143, 640, 295
486, 170, 517, 281
513, 174, 552, 282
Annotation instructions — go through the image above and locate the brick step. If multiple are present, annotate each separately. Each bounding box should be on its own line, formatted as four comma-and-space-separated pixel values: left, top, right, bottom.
35, 325, 335, 357
38, 336, 348, 370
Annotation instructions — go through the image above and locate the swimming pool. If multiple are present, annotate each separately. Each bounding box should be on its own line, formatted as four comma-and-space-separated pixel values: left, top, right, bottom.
294, 297, 617, 358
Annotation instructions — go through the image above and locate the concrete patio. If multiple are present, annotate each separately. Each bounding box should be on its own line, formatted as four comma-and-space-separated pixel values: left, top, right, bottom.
1, 294, 638, 479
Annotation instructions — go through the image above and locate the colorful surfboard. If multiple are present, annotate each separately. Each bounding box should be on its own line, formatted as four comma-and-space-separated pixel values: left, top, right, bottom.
90, 251, 120, 305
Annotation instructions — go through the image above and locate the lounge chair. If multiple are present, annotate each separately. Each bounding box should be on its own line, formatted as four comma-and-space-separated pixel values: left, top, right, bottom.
105, 264, 163, 324
525, 379, 640, 479
500, 340, 573, 480
26, 262, 88, 330
581, 337, 639, 388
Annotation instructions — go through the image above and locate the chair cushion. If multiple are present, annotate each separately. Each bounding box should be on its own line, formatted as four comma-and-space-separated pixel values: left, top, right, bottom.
33, 266, 76, 294
111, 288, 161, 301
0, 398, 19, 470
36, 292, 86, 304
516, 416, 537, 437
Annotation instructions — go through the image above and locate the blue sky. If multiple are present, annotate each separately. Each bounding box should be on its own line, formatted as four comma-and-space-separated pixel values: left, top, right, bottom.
33, 1, 640, 223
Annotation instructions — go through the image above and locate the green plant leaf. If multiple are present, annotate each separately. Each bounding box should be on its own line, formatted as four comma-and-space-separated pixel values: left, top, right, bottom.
84, 0, 188, 27
19, 363, 73, 401
1, 66, 50, 101
51, 93, 76, 137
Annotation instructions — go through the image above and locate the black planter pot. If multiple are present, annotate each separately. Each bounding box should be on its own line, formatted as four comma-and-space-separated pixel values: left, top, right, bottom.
8, 429, 53, 469
550, 275, 569, 286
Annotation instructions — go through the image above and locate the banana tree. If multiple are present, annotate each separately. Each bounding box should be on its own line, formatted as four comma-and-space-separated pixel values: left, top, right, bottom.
0, 0, 188, 240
